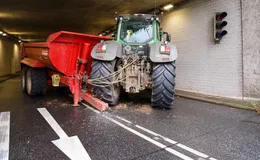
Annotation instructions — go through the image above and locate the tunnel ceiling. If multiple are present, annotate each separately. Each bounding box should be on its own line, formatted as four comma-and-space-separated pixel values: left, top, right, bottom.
0, 0, 186, 42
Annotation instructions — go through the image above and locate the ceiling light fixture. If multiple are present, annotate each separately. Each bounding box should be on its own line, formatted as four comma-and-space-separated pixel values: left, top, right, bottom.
163, 4, 174, 10
0, 31, 2, 34
18, 40, 22, 43
2, 33, 7, 36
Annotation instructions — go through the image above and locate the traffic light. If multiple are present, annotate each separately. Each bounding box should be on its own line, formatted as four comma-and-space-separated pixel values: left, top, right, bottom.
214, 12, 228, 42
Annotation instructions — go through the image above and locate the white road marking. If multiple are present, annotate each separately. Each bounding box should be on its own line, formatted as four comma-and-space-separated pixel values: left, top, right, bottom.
153, 137, 160, 140
165, 147, 194, 160
0, 112, 10, 160
82, 102, 217, 160
37, 108, 68, 138
37, 108, 91, 160
81, 103, 101, 114
134, 120, 215, 159
115, 116, 132, 124
135, 125, 159, 136
135, 125, 177, 144
105, 116, 193, 160
164, 137, 179, 145
176, 144, 209, 158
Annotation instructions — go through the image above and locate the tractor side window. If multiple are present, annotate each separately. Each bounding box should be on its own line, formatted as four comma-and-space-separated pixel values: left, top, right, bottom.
120, 21, 153, 43
156, 22, 161, 41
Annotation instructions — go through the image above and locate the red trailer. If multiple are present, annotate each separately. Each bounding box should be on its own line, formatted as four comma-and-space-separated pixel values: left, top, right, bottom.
21, 31, 112, 111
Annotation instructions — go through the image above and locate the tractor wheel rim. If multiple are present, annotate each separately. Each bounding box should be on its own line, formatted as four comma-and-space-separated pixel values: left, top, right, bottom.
26, 71, 32, 94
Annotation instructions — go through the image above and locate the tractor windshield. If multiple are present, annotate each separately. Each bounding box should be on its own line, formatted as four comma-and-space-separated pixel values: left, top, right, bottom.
120, 20, 153, 43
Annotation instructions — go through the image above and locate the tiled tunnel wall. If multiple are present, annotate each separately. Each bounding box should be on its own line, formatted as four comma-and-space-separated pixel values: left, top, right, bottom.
0, 37, 21, 76
161, 0, 243, 98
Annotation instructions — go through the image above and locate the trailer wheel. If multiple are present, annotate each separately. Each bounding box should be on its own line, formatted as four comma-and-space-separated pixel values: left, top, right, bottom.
90, 60, 120, 106
26, 68, 47, 96
151, 61, 176, 109
22, 67, 28, 93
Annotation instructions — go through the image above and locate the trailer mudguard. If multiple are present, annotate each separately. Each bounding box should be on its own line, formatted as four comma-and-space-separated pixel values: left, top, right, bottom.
149, 42, 178, 63
21, 57, 46, 68
91, 41, 122, 61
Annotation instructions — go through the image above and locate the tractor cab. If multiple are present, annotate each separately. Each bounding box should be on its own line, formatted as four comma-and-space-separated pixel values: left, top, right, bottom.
115, 14, 162, 45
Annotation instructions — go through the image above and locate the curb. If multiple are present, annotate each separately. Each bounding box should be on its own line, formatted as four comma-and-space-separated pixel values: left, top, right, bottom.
175, 93, 257, 111
0, 75, 20, 83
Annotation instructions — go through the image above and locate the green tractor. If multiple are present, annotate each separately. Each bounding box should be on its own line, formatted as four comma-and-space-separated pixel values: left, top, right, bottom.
89, 14, 177, 109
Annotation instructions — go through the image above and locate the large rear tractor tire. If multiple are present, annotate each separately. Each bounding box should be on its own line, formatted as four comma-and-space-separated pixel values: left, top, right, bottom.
26, 68, 47, 96
90, 60, 120, 106
151, 61, 176, 109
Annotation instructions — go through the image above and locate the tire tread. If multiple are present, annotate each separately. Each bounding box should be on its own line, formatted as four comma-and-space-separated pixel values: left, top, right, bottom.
151, 62, 176, 109
91, 60, 119, 105
27, 68, 47, 96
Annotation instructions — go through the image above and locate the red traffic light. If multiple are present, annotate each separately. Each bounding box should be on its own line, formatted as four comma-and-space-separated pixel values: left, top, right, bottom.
215, 12, 227, 20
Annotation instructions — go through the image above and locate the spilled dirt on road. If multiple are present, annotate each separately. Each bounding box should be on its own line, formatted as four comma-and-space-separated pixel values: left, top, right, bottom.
113, 90, 154, 114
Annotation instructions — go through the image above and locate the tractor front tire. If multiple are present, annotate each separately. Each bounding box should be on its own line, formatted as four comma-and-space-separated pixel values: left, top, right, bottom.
26, 68, 47, 96
91, 60, 120, 106
151, 61, 176, 109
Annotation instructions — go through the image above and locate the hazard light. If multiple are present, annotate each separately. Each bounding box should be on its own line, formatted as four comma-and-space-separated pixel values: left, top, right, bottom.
160, 45, 170, 55
97, 44, 107, 53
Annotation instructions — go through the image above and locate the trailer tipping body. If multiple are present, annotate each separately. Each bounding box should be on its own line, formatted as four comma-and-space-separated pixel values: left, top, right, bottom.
21, 31, 112, 111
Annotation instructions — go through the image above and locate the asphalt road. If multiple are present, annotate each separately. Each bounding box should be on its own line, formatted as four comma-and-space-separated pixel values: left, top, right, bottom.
0, 77, 260, 160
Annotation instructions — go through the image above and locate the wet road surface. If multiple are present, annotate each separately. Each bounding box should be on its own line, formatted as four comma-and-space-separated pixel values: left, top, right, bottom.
0, 77, 260, 160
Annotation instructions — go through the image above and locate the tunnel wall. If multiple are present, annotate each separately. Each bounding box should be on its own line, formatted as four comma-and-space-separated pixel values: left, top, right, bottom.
161, 0, 243, 98
0, 37, 21, 76
241, 0, 260, 99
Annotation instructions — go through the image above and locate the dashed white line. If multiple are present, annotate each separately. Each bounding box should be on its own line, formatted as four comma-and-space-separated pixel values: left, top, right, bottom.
165, 148, 194, 160
133, 119, 215, 159
105, 116, 193, 160
115, 116, 132, 124
135, 125, 177, 144
137, 123, 216, 159
135, 125, 159, 136
0, 111, 10, 160
176, 144, 209, 158
81, 102, 217, 160
164, 137, 179, 145
115, 117, 217, 159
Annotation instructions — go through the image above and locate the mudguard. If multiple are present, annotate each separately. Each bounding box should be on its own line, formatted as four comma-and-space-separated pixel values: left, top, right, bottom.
91, 41, 122, 61
149, 42, 178, 62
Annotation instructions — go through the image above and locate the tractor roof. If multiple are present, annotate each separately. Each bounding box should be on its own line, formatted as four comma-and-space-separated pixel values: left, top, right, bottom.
115, 14, 161, 22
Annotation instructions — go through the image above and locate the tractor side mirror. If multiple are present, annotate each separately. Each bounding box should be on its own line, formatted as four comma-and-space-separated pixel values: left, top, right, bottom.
111, 33, 116, 40
161, 32, 171, 43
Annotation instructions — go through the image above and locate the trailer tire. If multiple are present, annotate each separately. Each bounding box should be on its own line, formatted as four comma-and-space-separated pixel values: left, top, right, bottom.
22, 67, 28, 93
90, 60, 120, 106
151, 61, 176, 109
26, 68, 47, 96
